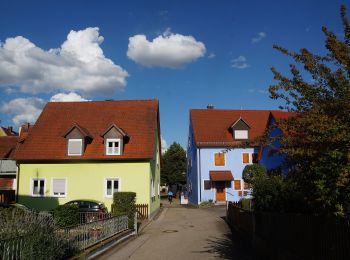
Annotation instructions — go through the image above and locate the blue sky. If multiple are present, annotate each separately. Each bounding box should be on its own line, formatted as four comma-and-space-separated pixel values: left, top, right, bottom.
0, 0, 345, 148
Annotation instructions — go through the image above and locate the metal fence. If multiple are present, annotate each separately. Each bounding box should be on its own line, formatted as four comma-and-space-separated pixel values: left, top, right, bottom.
64, 214, 128, 250
0, 215, 129, 259
227, 202, 350, 260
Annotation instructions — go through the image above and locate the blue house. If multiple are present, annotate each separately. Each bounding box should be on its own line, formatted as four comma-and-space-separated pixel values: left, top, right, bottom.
186, 107, 293, 205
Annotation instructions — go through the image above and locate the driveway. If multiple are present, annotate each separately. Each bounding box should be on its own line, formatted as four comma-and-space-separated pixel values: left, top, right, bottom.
99, 203, 253, 260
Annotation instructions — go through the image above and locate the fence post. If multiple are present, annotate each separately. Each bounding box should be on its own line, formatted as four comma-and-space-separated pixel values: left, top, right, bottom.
133, 212, 137, 235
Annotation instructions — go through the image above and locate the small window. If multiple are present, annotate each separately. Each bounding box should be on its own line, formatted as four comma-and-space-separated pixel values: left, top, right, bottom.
242, 153, 250, 164
252, 153, 259, 163
32, 178, 45, 196
234, 130, 248, 140
105, 178, 119, 197
151, 178, 155, 198
214, 153, 225, 166
234, 180, 241, 190
204, 180, 211, 190
68, 139, 82, 156
52, 178, 66, 197
106, 139, 121, 155
238, 191, 243, 196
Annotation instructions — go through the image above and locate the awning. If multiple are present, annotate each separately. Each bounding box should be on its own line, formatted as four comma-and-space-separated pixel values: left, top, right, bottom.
209, 171, 234, 181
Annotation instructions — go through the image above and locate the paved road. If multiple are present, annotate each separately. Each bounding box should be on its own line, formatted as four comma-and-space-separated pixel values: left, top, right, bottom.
100, 203, 253, 260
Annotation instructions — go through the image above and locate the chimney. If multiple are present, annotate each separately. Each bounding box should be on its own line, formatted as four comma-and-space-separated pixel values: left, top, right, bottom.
207, 104, 214, 109
8, 126, 13, 132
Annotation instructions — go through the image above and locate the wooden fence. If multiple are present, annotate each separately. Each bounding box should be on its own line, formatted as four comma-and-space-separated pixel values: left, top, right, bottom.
135, 204, 148, 220
227, 202, 350, 260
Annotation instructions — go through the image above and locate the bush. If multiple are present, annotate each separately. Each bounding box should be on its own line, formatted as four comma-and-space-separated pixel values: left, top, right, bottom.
54, 204, 79, 228
111, 192, 136, 229
0, 208, 78, 259
240, 198, 253, 211
243, 164, 267, 184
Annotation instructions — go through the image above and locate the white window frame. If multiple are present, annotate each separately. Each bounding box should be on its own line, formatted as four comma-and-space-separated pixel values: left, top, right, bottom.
68, 139, 83, 156
151, 178, 155, 198
30, 178, 46, 197
51, 178, 67, 198
242, 152, 252, 165
203, 179, 212, 191
213, 152, 226, 166
104, 178, 120, 198
234, 130, 248, 140
106, 138, 121, 155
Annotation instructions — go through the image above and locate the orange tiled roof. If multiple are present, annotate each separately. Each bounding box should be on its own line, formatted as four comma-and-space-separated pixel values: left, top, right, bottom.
190, 109, 293, 148
0, 136, 19, 158
14, 99, 160, 161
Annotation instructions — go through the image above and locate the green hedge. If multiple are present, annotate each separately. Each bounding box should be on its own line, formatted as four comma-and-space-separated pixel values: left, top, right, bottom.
111, 192, 136, 229
54, 204, 79, 228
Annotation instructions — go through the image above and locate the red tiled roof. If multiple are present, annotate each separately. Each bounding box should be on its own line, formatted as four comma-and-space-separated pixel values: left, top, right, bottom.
14, 100, 160, 161
191, 109, 271, 147
0, 136, 19, 158
191, 109, 295, 148
209, 171, 234, 181
270, 111, 296, 120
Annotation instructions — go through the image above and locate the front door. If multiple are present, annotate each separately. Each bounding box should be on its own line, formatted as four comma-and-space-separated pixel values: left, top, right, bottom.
215, 182, 226, 202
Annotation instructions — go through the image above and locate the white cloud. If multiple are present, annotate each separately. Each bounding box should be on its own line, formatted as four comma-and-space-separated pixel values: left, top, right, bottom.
50, 92, 90, 102
208, 53, 216, 59
127, 29, 206, 68
251, 32, 266, 44
161, 136, 168, 154
0, 27, 129, 95
1, 97, 45, 126
231, 56, 249, 69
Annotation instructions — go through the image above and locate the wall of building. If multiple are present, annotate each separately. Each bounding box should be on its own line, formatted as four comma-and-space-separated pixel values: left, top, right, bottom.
198, 147, 258, 203
17, 161, 152, 212
259, 117, 287, 173
187, 122, 199, 205
149, 128, 161, 217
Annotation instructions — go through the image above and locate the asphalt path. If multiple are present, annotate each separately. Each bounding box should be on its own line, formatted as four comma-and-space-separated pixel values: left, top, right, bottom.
99, 203, 253, 260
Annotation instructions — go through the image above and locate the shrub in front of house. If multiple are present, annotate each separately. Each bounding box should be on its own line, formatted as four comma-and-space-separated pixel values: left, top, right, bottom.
240, 198, 253, 211
54, 204, 80, 228
0, 208, 78, 259
111, 192, 136, 229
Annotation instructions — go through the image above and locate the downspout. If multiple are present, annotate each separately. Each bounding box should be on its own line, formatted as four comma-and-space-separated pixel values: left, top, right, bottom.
16, 162, 20, 203
198, 148, 201, 204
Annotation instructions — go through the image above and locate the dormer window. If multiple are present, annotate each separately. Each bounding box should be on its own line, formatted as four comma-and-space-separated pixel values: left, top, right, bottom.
229, 117, 250, 140
63, 123, 93, 157
101, 124, 129, 156
68, 139, 83, 156
234, 130, 248, 140
106, 138, 121, 155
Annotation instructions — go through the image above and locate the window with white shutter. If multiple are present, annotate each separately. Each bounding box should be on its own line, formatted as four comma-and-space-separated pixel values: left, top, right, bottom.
68, 139, 83, 156
52, 178, 67, 197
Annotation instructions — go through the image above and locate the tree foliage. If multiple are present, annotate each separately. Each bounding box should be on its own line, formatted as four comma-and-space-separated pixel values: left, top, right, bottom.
243, 164, 267, 184
161, 142, 186, 184
268, 5, 350, 217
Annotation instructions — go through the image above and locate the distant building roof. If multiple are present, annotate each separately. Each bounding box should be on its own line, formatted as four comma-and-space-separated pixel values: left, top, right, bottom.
190, 109, 294, 148
14, 99, 160, 161
0, 136, 19, 158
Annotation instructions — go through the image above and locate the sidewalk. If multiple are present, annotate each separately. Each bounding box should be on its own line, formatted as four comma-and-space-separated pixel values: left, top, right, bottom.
99, 202, 253, 260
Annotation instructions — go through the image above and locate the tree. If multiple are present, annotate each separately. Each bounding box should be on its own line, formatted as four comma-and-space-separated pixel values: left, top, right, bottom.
269, 5, 350, 217
161, 142, 186, 185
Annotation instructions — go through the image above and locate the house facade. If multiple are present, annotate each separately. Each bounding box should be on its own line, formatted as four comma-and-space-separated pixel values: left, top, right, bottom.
187, 108, 291, 205
0, 136, 18, 203
14, 100, 161, 217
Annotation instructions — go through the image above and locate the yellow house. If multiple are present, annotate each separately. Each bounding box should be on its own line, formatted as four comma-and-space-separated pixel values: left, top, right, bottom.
14, 99, 161, 217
